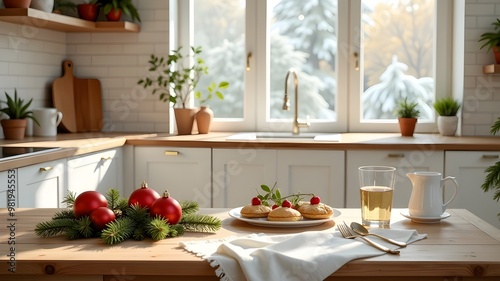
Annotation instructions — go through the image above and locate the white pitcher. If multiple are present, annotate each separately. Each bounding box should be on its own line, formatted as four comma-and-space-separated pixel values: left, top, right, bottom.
406, 171, 458, 217
33, 108, 63, 137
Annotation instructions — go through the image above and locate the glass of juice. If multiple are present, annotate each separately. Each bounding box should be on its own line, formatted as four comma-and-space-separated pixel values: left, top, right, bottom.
359, 166, 396, 228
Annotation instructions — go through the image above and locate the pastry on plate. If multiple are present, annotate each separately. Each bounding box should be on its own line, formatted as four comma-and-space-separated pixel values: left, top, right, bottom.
297, 202, 334, 219
267, 206, 302, 221
240, 204, 272, 218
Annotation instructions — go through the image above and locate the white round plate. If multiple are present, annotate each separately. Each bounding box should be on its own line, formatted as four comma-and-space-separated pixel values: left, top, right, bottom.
400, 210, 451, 224
228, 207, 340, 228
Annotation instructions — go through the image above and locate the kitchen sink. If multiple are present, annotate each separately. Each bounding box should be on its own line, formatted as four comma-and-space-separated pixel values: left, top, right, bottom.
226, 132, 341, 142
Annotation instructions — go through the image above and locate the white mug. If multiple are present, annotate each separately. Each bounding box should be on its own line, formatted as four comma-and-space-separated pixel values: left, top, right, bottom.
33, 108, 63, 137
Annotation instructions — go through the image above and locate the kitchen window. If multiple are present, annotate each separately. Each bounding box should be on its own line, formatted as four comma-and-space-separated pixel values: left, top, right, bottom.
172, 0, 452, 133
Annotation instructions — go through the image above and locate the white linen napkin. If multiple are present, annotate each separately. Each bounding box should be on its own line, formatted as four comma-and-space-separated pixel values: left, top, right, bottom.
180, 228, 427, 281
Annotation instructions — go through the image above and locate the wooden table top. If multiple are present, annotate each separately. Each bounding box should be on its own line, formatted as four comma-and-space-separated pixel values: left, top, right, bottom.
1, 208, 500, 280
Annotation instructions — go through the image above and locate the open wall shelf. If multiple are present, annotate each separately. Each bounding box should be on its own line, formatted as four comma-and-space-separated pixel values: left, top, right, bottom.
0, 8, 140, 32
483, 64, 500, 74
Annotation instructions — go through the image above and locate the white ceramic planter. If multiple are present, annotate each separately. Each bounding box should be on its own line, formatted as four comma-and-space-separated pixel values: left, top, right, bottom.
30, 0, 54, 13
437, 116, 458, 136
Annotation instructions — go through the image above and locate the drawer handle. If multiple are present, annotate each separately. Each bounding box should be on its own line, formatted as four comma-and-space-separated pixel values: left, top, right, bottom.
165, 150, 180, 156
482, 155, 499, 159
388, 153, 405, 158
39, 166, 53, 172
101, 156, 111, 161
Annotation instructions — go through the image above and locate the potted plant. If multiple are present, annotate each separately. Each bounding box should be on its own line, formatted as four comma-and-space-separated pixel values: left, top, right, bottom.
77, 0, 99, 21
194, 81, 228, 134
3, 0, 31, 8
98, 0, 140, 22
482, 117, 500, 220
0, 89, 39, 140
30, 0, 54, 12
478, 18, 500, 64
395, 97, 420, 137
138, 46, 228, 135
433, 97, 461, 136
53, 0, 76, 14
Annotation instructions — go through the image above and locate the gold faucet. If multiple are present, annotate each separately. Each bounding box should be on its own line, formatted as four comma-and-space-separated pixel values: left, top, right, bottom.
283, 68, 310, 134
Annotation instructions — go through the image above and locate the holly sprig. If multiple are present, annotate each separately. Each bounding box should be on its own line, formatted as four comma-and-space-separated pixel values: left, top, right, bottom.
256, 183, 314, 207
35, 189, 221, 245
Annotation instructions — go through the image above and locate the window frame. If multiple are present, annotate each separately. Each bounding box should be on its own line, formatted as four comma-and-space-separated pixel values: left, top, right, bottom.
173, 0, 453, 133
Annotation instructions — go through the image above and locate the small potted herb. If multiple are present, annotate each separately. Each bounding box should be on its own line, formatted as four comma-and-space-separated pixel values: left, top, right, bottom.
98, 0, 141, 22
478, 18, 500, 64
395, 97, 420, 137
433, 97, 461, 136
0, 89, 39, 140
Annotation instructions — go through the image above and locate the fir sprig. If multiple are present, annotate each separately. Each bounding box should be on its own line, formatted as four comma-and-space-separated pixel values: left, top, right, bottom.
65, 216, 95, 240
147, 217, 170, 240
35, 218, 75, 237
52, 209, 76, 220
101, 217, 135, 245
180, 200, 199, 215
482, 117, 500, 220
180, 213, 222, 232
61, 191, 76, 208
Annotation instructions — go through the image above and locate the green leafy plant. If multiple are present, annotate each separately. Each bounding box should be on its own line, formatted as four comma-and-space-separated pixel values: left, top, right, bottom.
195, 81, 229, 105
482, 118, 500, 217
0, 89, 39, 125
395, 97, 420, 118
98, 0, 141, 22
478, 19, 500, 52
53, 0, 77, 14
256, 183, 314, 208
433, 97, 461, 116
138, 46, 229, 108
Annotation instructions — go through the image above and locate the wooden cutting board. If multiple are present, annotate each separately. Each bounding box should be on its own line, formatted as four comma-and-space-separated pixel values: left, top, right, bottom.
52, 60, 103, 133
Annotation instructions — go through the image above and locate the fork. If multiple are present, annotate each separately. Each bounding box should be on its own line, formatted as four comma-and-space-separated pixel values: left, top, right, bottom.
338, 222, 400, 255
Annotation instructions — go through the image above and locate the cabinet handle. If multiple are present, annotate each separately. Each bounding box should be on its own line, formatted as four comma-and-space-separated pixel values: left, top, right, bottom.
165, 150, 180, 156
482, 155, 499, 159
246, 52, 252, 71
39, 166, 53, 172
388, 153, 405, 158
101, 156, 111, 161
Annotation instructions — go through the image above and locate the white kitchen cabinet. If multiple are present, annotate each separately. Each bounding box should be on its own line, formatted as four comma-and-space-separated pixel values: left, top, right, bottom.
17, 159, 66, 208
212, 149, 344, 208
134, 147, 212, 207
0, 170, 9, 208
445, 151, 500, 229
67, 148, 123, 196
345, 150, 445, 209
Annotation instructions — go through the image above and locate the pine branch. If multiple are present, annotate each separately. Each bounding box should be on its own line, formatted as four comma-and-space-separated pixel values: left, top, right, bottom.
147, 217, 170, 240
52, 210, 76, 220
62, 191, 76, 208
168, 224, 185, 237
490, 117, 500, 135
482, 161, 500, 201
35, 218, 75, 237
101, 217, 135, 245
106, 188, 122, 210
180, 213, 222, 232
180, 200, 199, 215
65, 216, 96, 240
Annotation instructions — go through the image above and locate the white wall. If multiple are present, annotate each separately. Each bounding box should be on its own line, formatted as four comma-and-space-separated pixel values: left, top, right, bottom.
462, 0, 500, 136
0, 1, 498, 136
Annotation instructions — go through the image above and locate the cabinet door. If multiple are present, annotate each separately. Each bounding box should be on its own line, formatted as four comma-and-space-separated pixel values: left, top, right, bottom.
17, 159, 66, 208
445, 151, 500, 229
276, 150, 345, 208
346, 150, 444, 208
134, 147, 212, 207
68, 148, 123, 196
212, 149, 276, 208
0, 170, 9, 208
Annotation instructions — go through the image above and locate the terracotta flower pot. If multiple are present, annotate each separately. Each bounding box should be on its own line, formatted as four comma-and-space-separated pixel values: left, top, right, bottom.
77, 4, 99, 21
174, 108, 196, 135
1, 119, 27, 140
493, 46, 500, 64
105, 8, 122, 21
195, 106, 213, 134
3, 0, 31, 8
398, 117, 417, 137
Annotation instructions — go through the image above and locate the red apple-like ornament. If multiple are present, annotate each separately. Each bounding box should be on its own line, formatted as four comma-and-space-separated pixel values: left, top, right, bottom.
90, 207, 116, 230
73, 191, 108, 218
150, 190, 183, 225
128, 181, 161, 209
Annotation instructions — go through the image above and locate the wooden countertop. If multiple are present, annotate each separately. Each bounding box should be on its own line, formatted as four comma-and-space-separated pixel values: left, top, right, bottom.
0, 132, 499, 171
1, 208, 499, 281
